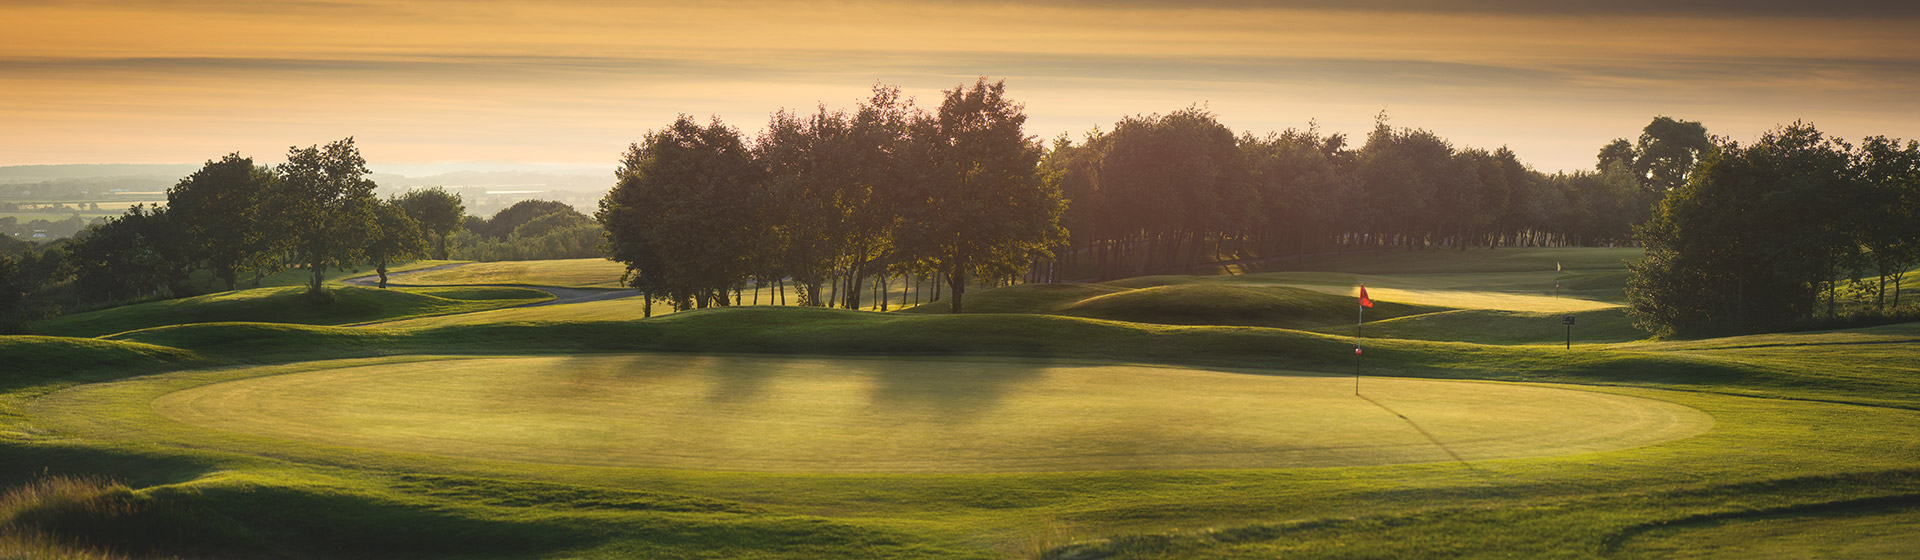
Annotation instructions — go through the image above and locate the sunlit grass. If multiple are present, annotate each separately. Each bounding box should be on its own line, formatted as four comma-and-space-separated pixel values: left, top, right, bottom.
30, 285, 551, 338
1, 246, 1916, 558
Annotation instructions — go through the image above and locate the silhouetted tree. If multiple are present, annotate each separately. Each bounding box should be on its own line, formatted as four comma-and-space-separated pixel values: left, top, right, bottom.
272, 137, 379, 295
366, 198, 426, 288
893, 78, 1065, 314
395, 187, 465, 259
167, 153, 280, 291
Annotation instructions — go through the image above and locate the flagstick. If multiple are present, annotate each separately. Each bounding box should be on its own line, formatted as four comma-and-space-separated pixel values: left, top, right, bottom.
1355, 291, 1363, 396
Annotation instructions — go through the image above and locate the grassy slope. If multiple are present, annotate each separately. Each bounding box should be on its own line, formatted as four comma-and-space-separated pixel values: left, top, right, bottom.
1324, 307, 1648, 345
1054, 284, 1444, 329
394, 258, 630, 289
5, 247, 1920, 559
4, 308, 1918, 558
188, 259, 464, 290
30, 285, 553, 338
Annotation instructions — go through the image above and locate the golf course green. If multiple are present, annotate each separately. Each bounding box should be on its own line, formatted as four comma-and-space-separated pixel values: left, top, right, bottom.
126, 355, 1711, 472
5, 247, 1918, 559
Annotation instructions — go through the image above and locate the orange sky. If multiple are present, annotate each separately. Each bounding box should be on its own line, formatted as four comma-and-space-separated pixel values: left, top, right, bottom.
4, 0, 1918, 172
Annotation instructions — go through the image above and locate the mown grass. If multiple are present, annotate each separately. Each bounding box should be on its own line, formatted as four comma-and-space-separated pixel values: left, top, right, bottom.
137, 355, 1708, 472
393, 258, 630, 289
184, 260, 463, 291
1325, 307, 1649, 345
1, 247, 1916, 559
30, 285, 551, 338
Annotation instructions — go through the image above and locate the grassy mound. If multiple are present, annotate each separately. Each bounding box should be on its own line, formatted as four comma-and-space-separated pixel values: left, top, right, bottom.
0, 336, 197, 388
1326, 307, 1649, 344
1055, 284, 1445, 329
393, 258, 629, 289
31, 286, 552, 338
1272, 247, 1644, 275
897, 283, 1127, 314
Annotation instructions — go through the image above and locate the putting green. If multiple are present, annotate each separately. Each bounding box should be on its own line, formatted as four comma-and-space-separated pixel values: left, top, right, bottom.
149, 355, 1712, 473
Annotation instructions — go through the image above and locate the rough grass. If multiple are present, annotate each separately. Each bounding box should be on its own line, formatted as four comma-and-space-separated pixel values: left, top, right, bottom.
30, 285, 552, 338
0, 476, 140, 560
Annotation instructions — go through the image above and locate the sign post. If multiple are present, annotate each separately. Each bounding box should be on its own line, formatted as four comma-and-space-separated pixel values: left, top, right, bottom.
1562, 315, 1576, 349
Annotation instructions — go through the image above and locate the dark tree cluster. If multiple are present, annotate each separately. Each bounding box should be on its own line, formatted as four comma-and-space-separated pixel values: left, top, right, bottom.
1628, 122, 1920, 337
598, 79, 1065, 315
1044, 111, 1670, 280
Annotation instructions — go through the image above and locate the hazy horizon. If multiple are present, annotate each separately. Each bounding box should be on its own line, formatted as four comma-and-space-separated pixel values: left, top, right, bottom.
6, 0, 1918, 173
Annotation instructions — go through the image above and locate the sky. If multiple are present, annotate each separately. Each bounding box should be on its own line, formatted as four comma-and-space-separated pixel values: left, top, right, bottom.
4, 0, 1918, 173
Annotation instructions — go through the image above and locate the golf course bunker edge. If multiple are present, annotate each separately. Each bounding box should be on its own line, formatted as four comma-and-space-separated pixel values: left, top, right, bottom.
150, 354, 1714, 473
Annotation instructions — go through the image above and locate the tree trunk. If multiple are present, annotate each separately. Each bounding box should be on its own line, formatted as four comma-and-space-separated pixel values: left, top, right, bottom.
948, 268, 967, 314
309, 255, 325, 294
845, 263, 864, 310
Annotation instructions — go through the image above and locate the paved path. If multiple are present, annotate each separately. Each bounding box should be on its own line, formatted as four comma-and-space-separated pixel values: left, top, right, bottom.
342, 263, 639, 308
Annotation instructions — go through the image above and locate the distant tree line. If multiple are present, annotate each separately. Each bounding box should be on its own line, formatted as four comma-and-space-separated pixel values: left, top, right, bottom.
1042, 112, 1713, 280
0, 139, 628, 331
1628, 122, 1920, 337
599, 79, 1064, 315
452, 200, 603, 262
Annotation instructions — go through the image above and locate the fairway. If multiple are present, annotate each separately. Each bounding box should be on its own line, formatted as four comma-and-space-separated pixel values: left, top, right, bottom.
147, 354, 1711, 473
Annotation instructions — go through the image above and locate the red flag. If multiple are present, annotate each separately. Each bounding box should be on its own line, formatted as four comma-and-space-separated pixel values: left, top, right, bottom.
1359, 285, 1373, 308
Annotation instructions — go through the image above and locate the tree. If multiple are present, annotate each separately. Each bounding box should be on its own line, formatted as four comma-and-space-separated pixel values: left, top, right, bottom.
839, 85, 916, 310
0, 253, 26, 334
754, 107, 841, 307
167, 153, 279, 291
1597, 138, 1635, 172
1853, 136, 1920, 309
893, 78, 1065, 314
1240, 126, 1352, 260
67, 204, 189, 303
272, 137, 379, 295
395, 187, 465, 259
599, 116, 764, 311
365, 199, 427, 288
474, 200, 575, 240
1627, 122, 1857, 336
1094, 107, 1253, 274
1632, 116, 1711, 195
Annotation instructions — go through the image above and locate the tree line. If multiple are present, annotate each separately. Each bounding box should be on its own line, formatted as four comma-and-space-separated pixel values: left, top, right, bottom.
1627, 122, 1920, 337
598, 79, 1063, 315
1041, 112, 1717, 280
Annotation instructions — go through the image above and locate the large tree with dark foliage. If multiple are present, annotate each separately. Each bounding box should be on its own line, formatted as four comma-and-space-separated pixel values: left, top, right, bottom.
365, 198, 427, 288
599, 116, 764, 312
0, 253, 26, 333
395, 187, 465, 259
892, 78, 1064, 314
167, 153, 279, 291
272, 137, 379, 295
67, 204, 189, 302
1627, 122, 1866, 336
